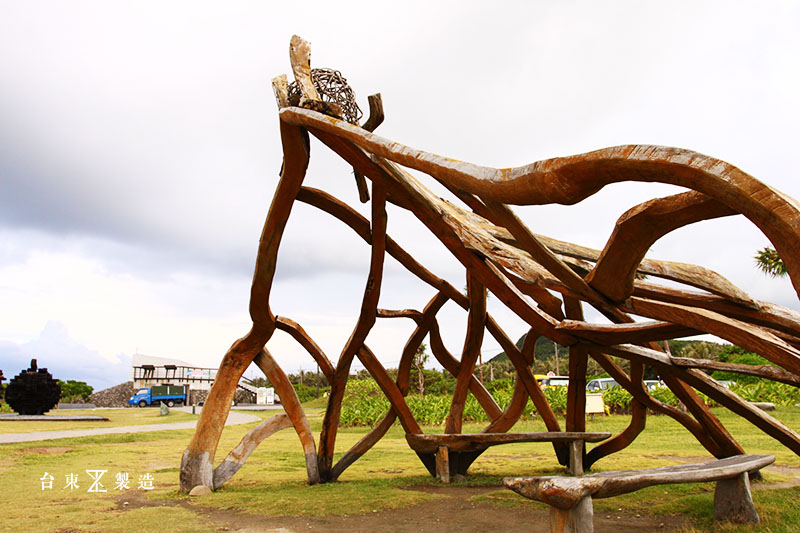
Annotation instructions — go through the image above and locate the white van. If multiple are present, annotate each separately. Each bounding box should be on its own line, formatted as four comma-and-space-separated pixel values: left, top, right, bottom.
586, 378, 618, 392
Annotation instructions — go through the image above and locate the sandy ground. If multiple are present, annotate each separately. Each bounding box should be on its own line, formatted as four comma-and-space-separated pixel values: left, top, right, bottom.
113, 484, 690, 533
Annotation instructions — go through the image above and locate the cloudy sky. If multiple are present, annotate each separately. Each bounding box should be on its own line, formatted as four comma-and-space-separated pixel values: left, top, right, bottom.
1, 1, 799, 390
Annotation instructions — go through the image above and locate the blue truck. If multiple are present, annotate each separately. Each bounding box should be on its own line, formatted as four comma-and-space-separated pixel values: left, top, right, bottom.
129, 385, 188, 407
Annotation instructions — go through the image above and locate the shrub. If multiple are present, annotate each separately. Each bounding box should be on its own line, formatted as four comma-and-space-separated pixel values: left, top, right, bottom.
731, 380, 800, 406
648, 385, 681, 408
602, 386, 632, 414
293, 383, 329, 403
57, 380, 93, 402
339, 379, 390, 426
339, 378, 548, 427
712, 348, 773, 385
543, 386, 568, 415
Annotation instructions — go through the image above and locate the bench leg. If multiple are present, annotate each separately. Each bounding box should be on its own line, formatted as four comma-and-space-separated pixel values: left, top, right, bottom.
549, 496, 593, 533
435, 445, 450, 483
569, 440, 584, 476
714, 472, 759, 523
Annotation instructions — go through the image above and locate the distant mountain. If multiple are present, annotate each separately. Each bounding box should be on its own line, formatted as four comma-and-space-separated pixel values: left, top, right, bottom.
487, 332, 569, 363
487, 333, 724, 363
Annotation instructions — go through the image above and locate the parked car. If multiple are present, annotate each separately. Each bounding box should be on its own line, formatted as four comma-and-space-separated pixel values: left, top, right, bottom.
644, 380, 663, 390
538, 375, 570, 388
586, 378, 618, 392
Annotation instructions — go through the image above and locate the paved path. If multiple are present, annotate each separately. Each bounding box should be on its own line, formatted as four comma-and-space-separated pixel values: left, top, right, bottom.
0, 408, 262, 444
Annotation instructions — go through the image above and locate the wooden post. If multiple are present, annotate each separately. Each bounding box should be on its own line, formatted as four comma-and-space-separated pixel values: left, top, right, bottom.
435, 446, 450, 483
550, 497, 593, 533
569, 440, 584, 476
714, 472, 760, 523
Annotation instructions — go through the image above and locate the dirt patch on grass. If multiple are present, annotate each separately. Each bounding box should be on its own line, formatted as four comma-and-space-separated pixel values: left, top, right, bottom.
22, 446, 75, 454
115, 485, 689, 532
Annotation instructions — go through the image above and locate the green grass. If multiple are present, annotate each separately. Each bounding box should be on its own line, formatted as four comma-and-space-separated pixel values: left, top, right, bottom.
0, 407, 198, 433
1, 406, 800, 532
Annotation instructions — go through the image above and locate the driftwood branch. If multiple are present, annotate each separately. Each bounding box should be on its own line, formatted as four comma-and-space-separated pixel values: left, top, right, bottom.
213, 413, 292, 489
182, 36, 800, 492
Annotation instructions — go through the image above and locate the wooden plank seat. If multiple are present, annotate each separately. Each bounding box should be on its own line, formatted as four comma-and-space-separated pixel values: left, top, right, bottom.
407, 432, 611, 482
504, 454, 775, 532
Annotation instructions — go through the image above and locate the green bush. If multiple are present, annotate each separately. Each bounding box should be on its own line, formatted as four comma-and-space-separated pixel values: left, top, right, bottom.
338, 379, 389, 426
602, 386, 632, 414
543, 386, 568, 415
731, 380, 800, 406
57, 380, 93, 402
339, 378, 550, 427
712, 348, 773, 385
484, 378, 514, 395
293, 383, 330, 403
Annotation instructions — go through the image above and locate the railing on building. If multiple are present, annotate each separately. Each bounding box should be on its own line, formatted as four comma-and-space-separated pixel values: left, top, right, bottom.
132, 365, 218, 384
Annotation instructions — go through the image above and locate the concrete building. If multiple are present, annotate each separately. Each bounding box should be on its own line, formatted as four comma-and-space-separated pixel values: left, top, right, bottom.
131, 353, 217, 391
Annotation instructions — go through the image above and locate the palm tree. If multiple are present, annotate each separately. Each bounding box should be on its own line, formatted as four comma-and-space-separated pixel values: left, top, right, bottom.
754, 247, 787, 277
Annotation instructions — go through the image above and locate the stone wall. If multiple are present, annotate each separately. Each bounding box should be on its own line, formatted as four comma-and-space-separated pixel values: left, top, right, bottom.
189, 388, 255, 405
89, 381, 134, 407
91, 382, 256, 407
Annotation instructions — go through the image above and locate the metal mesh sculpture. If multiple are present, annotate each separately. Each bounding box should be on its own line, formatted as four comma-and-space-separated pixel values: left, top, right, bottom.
180, 36, 800, 492
5, 359, 61, 415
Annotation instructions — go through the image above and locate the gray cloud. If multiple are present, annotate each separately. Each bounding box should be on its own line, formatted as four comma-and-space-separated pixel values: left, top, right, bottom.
0, 1, 798, 384
0, 322, 131, 391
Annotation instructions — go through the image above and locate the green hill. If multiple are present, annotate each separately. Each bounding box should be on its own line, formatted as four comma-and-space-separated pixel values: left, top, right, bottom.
487, 333, 569, 363
487, 333, 724, 364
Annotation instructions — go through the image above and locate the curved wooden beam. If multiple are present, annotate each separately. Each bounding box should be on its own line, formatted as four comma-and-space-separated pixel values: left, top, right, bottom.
254, 348, 321, 484
593, 342, 800, 455
275, 316, 335, 382
483, 331, 538, 434
586, 400, 646, 470
586, 349, 724, 459
671, 357, 800, 387
446, 274, 487, 434
300, 127, 577, 346
429, 321, 503, 421
564, 298, 589, 438
331, 290, 427, 481
212, 413, 293, 489
330, 410, 397, 481
556, 319, 701, 345
586, 191, 739, 304
624, 298, 800, 375
358, 345, 421, 434
180, 110, 311, 493
632, 283, 800, 340
318, 182, 389, 481
281, 107, 800, 300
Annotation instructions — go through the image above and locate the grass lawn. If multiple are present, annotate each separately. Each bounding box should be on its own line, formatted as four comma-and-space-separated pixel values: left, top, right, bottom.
0, 407, 199, 434
1, 406, 799, 532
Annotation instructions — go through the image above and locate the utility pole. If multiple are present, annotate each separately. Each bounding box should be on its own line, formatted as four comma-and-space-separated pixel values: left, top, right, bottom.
554, 341, 559, 375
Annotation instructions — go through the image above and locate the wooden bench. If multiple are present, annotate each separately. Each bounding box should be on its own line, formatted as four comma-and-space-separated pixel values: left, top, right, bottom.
504, 454, 774, 532
406, 432, 611, 483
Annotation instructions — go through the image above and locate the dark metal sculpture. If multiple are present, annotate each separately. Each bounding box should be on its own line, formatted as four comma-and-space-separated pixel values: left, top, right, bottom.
5, 359, 62, 415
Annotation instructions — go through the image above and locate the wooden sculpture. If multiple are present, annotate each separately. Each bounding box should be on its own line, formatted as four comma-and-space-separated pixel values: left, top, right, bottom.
180, 36, 800, 493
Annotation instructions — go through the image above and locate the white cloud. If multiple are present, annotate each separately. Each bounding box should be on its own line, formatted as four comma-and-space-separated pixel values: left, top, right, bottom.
0, 1, 798, 387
